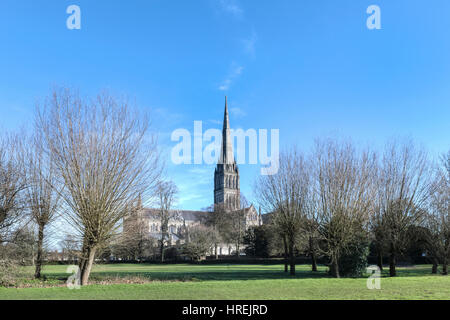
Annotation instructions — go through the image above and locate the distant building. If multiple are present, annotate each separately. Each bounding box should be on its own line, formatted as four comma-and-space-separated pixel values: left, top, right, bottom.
124, 98, 262, 255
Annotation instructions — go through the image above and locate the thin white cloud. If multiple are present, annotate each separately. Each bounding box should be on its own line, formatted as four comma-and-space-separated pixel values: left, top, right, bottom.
234, 65, 244, 75
219, 80, 231, 91
218, 64, 244, 91
178, 193, 204, 204
173, 166, 215, 209
218, 0, 244, 18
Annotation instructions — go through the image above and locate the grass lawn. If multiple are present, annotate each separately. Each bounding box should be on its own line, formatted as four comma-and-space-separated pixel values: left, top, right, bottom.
0, 264, 449, 300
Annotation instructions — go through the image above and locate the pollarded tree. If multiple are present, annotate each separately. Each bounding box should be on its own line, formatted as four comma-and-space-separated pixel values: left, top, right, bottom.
255, 148, 311, 275
423, 151, 449, 275
312, 138, 377, 278
298, 182, 321, 272
376, 139, 431, 277
24, 123, 62, 278
296, 215, 321, 272
369, 207, 388, 271
39, 88, 162, 285
0, 133, 27, 244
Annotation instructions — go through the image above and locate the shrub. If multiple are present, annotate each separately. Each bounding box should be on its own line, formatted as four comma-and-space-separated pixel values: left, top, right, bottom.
181, 226, 215, 261
0, 259, 21, 287
337, 240, 370, 277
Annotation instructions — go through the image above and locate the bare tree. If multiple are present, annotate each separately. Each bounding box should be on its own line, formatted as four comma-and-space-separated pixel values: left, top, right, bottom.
9, 226, 38, 266
59, 235, 81, 264
24, 124, 62, 278
203, 204, 224, 259
300, 214, 321, 272
155, 180, 178, 262
255, 148, 311, 275
121, 201, 155, 261
423, 151, 449, 275
313, 138, 377, 278
39, 88, 161, 285
0, 132, 27, 243
182, 225, 216, 261
376, 139, 431, 277
221, 193, 248, 257
370, 208, 388, 271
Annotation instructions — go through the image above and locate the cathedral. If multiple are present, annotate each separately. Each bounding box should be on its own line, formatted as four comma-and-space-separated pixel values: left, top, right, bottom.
124, 98, 261, 256
214, 97, 241, 211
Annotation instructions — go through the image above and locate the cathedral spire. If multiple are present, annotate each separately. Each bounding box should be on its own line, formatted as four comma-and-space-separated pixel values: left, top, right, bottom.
220, 96, 234, 164
215, 97, 240, 210
224, 96, 230, 131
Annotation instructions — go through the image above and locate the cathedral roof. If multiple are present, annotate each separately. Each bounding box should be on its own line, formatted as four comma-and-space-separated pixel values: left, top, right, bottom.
141, 208, 209, 222
139, 206, 257, 221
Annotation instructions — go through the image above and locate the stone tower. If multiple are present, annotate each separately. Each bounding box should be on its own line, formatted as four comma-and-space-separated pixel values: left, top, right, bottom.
214, 97, 240, 211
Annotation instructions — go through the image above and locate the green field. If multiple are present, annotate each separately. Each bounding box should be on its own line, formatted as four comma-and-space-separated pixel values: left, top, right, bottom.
0, 264, 449, 300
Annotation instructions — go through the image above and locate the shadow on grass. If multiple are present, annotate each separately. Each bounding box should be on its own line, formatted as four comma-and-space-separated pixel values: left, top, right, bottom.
42, 264, 439, 283
378, 265, 438, 278
46, 265, 331, 282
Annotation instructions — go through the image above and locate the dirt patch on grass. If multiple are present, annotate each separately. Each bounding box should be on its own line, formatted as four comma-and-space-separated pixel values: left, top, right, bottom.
6, 275, 199, 288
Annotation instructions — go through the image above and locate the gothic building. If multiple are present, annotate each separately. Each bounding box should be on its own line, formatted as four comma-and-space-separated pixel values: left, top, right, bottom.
124, 97, 261, 256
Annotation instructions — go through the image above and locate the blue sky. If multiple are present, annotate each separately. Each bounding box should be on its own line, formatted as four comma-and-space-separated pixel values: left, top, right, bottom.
1, 0, 449, 211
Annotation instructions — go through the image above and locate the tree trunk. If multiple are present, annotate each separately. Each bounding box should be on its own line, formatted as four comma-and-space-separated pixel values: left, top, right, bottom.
160, 236, 165, 263
80, 246, 96, 286
311, 252, 317, 272
283, 235, 288, 273
389, 242, 396, 277
289, 241, 295, 276
78, 241, 88, 275
34, 225, 45, 279
377, 249, 383, 271
432, 258, 438, 274
389, 253, 396, 277
443, 259, 448, 276
309, 237, 317, 272
330, 255, 340, 278
138, 239, 143, 262
214, 244, 218, 260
